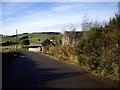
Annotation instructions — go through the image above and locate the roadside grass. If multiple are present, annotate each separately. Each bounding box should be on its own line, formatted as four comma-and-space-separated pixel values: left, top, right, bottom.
18, 44, 119, 81
41, 45, 119, 81
20, 45, 30, 51
0, 44, 22, 50
2, 48, 20, 69
1, 45, 20, 69
0, 45, 16, 49
40, 53, 80, 67
42, 45, 80, 66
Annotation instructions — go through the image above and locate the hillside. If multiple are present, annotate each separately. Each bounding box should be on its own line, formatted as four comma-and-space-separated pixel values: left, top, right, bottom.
1, 32, 62, 44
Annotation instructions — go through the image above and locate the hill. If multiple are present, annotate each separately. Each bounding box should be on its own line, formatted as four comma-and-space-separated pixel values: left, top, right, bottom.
1, 32, 62, 44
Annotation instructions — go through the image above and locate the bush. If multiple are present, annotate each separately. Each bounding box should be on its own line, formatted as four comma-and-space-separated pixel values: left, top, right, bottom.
77, 15, 120, 81
43, 45, 79, 64
21, 46, 30, 50
43, 46, 50, 54
43, 15, 120, 81
21, 39, 30, 45
2, 50, 20, 68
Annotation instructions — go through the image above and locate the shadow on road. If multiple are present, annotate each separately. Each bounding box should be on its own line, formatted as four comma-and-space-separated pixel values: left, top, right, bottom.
3, 51, 89, 88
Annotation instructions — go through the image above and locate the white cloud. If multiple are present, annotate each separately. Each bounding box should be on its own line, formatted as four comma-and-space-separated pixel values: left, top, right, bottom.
1, 2, 117, 35
2, 9, 84, 35
52, 4, 77, 11
2, 0, 119, 2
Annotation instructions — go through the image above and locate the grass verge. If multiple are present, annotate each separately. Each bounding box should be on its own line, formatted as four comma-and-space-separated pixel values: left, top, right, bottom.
2, 49, 20, 69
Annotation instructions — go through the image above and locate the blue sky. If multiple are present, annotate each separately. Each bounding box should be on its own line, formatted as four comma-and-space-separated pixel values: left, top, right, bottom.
1, 2, 118, 35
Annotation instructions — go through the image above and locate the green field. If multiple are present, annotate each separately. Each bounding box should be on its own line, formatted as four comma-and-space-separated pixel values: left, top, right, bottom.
1, 33, 62, 44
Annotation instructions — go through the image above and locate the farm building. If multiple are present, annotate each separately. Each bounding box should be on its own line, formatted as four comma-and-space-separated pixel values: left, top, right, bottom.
37, 39, 55, 46
29, 39, 55, 52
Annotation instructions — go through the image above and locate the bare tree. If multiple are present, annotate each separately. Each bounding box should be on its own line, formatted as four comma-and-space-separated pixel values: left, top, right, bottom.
81, 14, 90, 36
81, 15, 103, 36
67, 23, 77, 31
63, 23, 77, 45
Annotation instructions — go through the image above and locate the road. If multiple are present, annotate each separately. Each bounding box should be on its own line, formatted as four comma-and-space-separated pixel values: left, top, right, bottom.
2, 50, 119, 88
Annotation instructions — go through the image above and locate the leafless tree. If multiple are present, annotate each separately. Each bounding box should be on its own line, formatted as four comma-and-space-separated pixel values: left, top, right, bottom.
63, 23, 77, 45
81, 15, 103, 36
81, 14, 91, 36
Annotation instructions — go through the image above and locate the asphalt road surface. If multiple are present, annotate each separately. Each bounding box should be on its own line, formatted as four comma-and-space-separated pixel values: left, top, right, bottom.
2, 50, 119, 88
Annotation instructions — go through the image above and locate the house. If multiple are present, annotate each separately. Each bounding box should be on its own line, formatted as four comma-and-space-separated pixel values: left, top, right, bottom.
41, 39, 55, 46
28, 39, 55, 52
62, 31, 84, 45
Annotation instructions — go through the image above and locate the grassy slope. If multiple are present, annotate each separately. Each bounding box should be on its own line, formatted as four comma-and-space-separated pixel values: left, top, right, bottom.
1, 33, 62, 44
1, 37, 16, 43
28, 33, 51, 44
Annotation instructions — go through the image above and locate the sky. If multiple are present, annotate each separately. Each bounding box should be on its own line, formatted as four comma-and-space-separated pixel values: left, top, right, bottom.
1, 1, 118, 35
